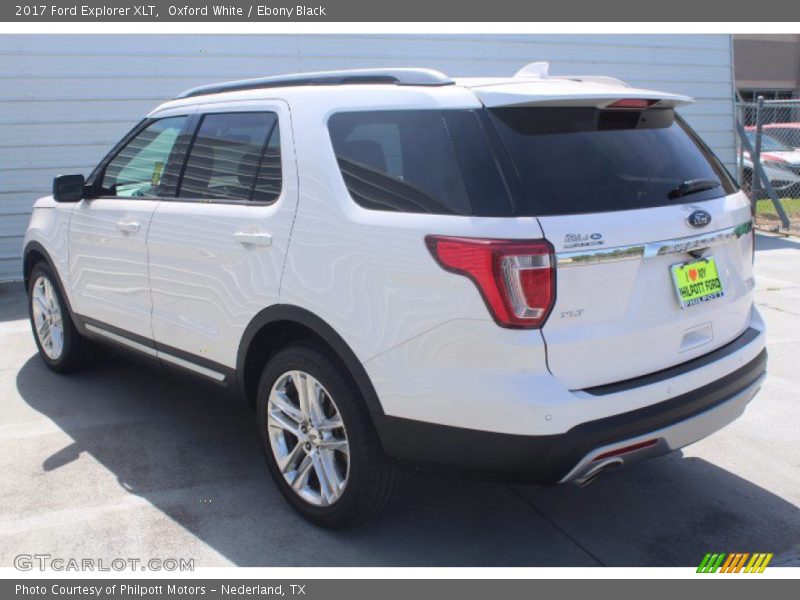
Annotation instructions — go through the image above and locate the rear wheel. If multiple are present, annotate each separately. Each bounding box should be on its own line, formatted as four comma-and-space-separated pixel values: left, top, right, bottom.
256, 343, 402, 528
27, 262, 94, 373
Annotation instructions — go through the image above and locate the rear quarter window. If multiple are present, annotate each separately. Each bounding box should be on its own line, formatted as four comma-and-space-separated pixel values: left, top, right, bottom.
328, 110, 511, 216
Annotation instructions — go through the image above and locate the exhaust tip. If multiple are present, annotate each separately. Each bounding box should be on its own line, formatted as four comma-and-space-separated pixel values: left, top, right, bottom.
573, 457, 624, 487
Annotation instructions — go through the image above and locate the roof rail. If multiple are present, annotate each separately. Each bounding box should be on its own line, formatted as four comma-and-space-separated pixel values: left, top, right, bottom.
175, 68, 454, 99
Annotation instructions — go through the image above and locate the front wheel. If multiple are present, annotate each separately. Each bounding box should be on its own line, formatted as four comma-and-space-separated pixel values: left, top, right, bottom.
256, 343, 403, 528
27, 262, 94, 373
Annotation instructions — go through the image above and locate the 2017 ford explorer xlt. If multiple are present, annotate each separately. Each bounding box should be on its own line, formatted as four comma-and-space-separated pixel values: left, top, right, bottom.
23, 65, 767, 528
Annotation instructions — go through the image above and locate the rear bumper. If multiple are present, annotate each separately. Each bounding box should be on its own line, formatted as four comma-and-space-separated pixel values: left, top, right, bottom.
374, 347, 767, 484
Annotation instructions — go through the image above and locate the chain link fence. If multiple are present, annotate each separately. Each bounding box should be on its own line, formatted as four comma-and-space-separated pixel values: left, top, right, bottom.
736, 97, 800, 232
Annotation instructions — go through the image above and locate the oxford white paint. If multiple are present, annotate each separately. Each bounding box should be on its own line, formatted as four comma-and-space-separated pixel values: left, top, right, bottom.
67, 198, 159, 340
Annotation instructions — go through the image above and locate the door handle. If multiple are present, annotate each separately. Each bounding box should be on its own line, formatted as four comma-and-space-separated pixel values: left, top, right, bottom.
116, 221, 141, 233
233, 231, 272, 247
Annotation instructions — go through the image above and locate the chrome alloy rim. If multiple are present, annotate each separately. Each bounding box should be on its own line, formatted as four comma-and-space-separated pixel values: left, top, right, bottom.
31, 275, 64, 360
266, 370, 349, 506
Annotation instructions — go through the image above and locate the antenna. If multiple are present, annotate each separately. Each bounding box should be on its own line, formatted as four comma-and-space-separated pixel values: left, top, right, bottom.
514, 62, 550, 79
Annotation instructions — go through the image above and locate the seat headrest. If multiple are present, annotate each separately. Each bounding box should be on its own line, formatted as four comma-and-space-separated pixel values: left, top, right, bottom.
342, 140, 387, 173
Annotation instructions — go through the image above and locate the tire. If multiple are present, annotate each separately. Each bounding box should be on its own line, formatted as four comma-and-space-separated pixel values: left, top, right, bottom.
256, 342, 403, 528
27, 262, 95, 373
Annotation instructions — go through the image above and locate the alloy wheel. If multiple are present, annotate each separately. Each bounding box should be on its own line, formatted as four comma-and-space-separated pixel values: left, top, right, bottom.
266, 370, 350, 506
31, 275, 64, 360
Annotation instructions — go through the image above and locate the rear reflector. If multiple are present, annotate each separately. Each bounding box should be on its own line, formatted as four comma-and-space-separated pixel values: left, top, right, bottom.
425, 236, 555, 329
592, 439, 659, 462
606, 98, 659, 109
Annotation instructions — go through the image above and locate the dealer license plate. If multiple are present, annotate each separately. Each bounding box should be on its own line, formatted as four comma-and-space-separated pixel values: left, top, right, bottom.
671, 257, 724, 309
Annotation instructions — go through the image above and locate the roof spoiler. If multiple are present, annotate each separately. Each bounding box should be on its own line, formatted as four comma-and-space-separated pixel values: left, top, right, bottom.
470, 61, 694, 108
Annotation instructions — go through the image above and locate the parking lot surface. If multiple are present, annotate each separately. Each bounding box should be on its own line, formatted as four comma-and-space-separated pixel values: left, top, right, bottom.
1, 234, 798, 567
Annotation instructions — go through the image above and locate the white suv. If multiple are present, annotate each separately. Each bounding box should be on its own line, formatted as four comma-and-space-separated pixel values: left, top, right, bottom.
23, 65, 767, 527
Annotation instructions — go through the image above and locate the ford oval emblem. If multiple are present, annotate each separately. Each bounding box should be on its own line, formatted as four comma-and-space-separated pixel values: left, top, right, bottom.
686, 210, 712, 229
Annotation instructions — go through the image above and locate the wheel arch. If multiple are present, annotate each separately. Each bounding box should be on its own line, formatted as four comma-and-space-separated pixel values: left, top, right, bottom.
23, 241, 51, 289
237, 305, 384, 416
22, 241, 75, 314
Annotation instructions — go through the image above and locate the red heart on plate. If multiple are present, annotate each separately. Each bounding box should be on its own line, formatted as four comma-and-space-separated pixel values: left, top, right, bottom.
688, 268, 698, 281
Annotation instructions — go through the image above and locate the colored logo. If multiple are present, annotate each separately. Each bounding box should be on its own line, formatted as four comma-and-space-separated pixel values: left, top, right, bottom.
697, 552, 773, 573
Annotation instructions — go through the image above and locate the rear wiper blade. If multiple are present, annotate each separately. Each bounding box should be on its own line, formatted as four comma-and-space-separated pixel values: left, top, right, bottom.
669, 178, 721, 199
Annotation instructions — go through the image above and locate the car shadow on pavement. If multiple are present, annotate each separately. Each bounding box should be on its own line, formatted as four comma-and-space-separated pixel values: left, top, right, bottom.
0, 282, 29, 322
15, 353, 800, 567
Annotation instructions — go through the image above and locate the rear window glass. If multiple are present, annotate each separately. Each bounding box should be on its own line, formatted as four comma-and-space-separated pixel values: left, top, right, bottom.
488, 107, 737, 216
328, 110, 510, 215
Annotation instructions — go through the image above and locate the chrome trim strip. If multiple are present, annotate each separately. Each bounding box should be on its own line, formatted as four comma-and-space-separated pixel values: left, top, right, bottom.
158, 351, 227, 383
557, 244, 645, 267
85, 323, 226, 383
556, 221, 752, 268
85, 324, 157, 357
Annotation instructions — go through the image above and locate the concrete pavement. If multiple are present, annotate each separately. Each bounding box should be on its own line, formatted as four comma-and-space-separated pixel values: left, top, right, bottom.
1, 233, 798, 567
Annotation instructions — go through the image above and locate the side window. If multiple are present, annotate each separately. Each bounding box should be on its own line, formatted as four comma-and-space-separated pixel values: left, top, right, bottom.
328, 110, 472, 215
252, 123, 282, 203
179, 112, 277, 202
101, 116, 187, 198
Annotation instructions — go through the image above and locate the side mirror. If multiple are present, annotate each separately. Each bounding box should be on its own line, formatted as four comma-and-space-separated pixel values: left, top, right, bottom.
52, 174, 85, 203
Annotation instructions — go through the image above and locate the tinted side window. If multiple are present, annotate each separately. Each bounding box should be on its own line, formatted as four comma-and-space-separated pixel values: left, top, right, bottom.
328, 110, 472, 215
101, 116, 187, 197
442, 110, 514, 217
179, 112, 276, 201
252, 123, 282, 203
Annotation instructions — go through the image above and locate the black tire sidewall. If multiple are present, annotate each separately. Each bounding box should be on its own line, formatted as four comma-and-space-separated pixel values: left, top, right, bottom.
255, 344, 376, 528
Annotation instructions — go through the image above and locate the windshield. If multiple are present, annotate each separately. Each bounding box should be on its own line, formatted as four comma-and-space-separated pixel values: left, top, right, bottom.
488, 107, 737, 216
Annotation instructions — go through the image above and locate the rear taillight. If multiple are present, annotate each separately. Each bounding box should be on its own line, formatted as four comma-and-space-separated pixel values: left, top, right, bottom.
425, 236, 555, 329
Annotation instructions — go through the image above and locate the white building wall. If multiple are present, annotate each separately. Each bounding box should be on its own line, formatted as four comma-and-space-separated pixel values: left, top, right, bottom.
0, 34, 736, 282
